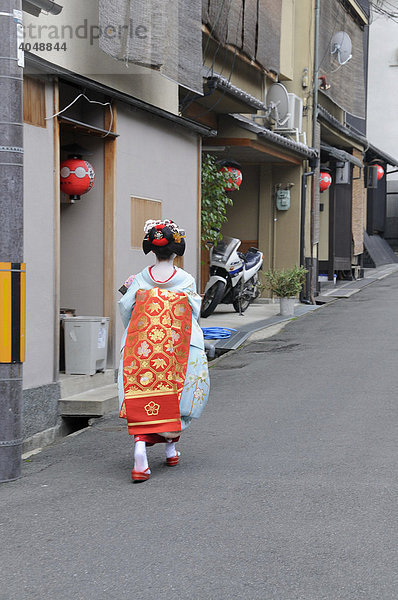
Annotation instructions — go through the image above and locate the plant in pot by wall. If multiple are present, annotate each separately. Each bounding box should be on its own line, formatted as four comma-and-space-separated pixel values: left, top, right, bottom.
263, 266, 308, 316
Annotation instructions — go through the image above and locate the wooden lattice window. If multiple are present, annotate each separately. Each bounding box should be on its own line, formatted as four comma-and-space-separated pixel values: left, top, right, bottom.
23, 76, 46, 127
131, 196, 162, 248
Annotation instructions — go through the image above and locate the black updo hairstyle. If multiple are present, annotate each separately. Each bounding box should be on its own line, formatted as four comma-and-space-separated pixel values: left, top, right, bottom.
143, 223, 186, 258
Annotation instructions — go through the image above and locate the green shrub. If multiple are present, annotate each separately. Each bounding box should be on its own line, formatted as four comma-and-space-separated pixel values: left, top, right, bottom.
201, 154, 234, 248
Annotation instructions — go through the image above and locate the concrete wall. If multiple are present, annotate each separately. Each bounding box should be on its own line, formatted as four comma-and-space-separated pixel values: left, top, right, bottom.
23, 81, 55, 390
114, 104, 199, 359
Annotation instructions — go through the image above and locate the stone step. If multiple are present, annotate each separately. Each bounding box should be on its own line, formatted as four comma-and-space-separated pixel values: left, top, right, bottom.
59, 369, 115, 399
59, 383, 119, 417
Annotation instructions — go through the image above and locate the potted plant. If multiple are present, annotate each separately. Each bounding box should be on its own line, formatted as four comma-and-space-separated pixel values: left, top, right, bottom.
263, 266, 307, 316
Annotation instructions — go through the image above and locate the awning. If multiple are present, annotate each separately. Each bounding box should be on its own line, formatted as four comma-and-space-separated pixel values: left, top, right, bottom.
22, 0, 62, 16
318, 105, 367, 148
25, 53, 215, 138
204, 72, 267, 112
203, 114, 317, 165
321, 143, 363, 168
230, 114, 318, 159
366, 143, 398, 168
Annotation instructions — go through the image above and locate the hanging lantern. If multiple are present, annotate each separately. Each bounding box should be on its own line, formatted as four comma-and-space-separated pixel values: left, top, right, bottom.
60, 157, 95, 202
320, 171, 332, 192
375, 164, 384, 181
221, 166, 243, 191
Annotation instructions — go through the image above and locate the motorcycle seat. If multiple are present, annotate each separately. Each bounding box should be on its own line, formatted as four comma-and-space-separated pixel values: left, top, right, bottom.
244, 251, 261, 270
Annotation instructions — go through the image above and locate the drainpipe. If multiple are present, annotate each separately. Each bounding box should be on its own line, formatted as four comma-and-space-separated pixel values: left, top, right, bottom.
0, 1, 24, 482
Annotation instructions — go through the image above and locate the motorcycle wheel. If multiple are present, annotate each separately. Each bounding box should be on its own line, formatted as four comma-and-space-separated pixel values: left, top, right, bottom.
201, 281, 226, 318
233, 276, 257, 313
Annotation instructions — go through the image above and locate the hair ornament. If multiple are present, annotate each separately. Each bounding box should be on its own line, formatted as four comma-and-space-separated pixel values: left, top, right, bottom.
142, 218, 186, 256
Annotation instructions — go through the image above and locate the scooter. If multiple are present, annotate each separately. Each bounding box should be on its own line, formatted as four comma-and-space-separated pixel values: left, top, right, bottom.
201, 236, 264, 318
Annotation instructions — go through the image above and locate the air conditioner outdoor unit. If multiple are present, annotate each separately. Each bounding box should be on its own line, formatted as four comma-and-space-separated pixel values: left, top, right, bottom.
286, 93, 303, 132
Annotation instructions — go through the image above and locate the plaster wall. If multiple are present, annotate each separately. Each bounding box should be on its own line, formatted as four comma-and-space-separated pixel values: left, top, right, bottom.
114, 105, 199, 361
272, 165, 302, 268
222, 165, 259, 242
23, 1, 178, 114
367, 15, 398, 182
279, 0, 314, 144
60, 140, 104, 317
258, 165, 274, 270
319, 190, 330, 261
23, 82, 55, 390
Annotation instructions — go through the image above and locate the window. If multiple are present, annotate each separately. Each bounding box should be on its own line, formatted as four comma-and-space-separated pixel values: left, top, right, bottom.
23, 76, 46, 127
131, 196, 162, 248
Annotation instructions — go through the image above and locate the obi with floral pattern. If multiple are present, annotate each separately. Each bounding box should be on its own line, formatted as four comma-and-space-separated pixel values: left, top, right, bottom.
118, 267, 209, 436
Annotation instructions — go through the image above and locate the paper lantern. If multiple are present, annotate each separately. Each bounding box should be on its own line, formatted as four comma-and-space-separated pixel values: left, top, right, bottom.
375, 164, 384, 181
221, 166, 243, 191
60, 158, 95, 201
320, 171, 332, 192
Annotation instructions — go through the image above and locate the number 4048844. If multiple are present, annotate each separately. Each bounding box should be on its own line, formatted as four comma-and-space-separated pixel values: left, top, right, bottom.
19, 42, 67, 51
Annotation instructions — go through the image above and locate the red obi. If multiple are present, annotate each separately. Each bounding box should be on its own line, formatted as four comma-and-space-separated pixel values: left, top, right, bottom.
120, 288, 192, 435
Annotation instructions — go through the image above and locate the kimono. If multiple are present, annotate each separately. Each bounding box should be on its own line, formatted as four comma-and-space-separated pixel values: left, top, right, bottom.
118, 266, 209, 442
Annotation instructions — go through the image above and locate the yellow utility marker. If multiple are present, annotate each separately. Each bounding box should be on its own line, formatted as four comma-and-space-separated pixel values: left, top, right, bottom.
0, 262, 25, 363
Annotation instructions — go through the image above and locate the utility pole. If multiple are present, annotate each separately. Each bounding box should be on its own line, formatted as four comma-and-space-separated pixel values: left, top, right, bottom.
0, 0, 25, 482
309, 0, 320, 302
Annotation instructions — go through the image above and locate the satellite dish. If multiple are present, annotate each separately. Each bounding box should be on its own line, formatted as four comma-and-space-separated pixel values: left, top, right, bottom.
265, 83, 290, 127
330, 31, 352, 66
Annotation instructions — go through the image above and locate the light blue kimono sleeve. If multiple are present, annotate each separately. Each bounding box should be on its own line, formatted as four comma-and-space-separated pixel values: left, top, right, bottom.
181, 275, 205, 351
118, 275, 141, 329
181, 275, 202, 322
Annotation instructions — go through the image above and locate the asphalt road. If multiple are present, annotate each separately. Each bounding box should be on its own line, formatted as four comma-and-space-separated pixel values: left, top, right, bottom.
1, 273, 398, 600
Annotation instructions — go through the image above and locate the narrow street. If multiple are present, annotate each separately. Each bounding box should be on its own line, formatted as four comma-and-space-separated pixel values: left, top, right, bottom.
2, 273, 398, 600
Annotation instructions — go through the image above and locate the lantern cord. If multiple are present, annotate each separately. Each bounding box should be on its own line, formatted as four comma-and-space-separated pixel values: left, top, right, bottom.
45, 93, 114, 138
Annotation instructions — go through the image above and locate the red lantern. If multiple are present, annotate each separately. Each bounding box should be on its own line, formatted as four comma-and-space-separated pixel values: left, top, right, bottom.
320, 171, 332, 192
221, 166, 243, 191
60, 158, 95, 201
375, 164, 384, 181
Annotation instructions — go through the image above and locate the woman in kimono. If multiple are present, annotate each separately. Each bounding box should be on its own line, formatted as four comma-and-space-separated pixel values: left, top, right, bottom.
118, 219, 209, 482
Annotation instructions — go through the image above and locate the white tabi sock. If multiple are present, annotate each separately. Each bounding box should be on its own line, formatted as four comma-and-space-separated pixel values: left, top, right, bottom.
165, 441, 179, 459
134, 440, 149, 472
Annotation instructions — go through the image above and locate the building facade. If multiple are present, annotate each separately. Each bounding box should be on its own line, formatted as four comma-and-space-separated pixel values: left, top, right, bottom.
21, 0, 208, 444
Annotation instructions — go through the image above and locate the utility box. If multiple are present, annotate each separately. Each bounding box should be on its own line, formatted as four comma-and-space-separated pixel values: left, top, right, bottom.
276, 189, 291, 211
63, 316, 109, 375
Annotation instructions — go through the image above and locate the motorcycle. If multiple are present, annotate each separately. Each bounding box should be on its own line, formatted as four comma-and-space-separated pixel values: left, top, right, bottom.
201, 236, 264, 318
